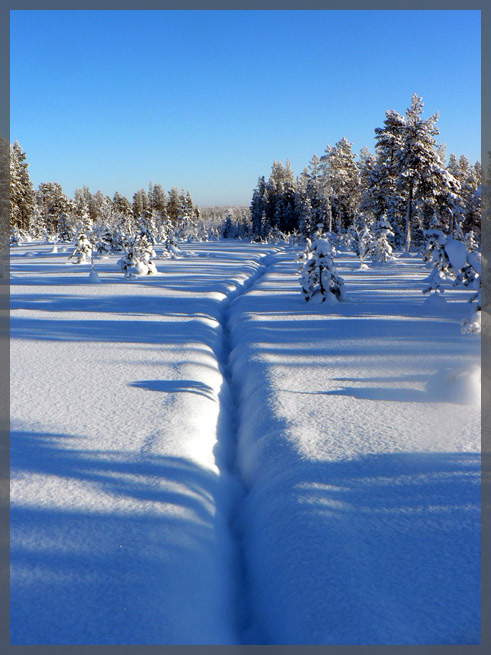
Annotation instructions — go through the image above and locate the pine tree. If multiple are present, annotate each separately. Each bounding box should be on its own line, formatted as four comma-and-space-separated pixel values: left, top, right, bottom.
395, 94, 460, 251
36, 182, 69, 236
132, 188, 149, 221
299, 237, 346, 303
68, 231, 92, 264
10, 141, 35, 232
371, 216, 394, 263
167, 187, 181, 222
320, 137, 360, 233
303, 155, 330, 234
118, 234, 158, 277
250, 176, 268, 237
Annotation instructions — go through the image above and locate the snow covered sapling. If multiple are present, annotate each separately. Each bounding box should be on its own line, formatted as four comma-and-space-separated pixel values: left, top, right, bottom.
422, 230, 481, 318
163, 228, 182, 259
299, 237, 346, 303
10, 226, 22, 246
455, 247, 481, 334
118, 234, 158, 277
422, 230, 453, 301
464, 230, 479, 253
371, 217, 394, 264
91, 225, 113, 257
68, 232, 92, 264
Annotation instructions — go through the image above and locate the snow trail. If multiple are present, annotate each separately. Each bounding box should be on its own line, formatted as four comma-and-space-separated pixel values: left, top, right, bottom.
212, 250, 284, 643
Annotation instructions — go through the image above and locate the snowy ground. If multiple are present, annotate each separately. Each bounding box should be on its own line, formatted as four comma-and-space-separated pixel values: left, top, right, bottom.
10, 241, 480, 645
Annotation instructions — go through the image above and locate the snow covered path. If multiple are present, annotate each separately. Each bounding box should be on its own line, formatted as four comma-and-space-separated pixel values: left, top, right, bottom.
10, 242, 480, 645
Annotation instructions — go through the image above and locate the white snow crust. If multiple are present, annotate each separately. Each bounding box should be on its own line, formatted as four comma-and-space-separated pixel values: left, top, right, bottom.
10, 242, 480, 645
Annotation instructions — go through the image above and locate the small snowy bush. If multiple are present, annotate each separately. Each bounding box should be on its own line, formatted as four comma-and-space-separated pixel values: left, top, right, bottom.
163, 231, 183, 259
68, 232, 92, 264
299, 237, 346, 304
118, 234, 158, 278
422, 230, 481, 319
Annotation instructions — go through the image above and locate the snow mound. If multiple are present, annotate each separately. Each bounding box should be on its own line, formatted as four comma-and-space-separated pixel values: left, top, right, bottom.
425, 365, 481, 406
444, 237, 468, 271
462, 310, 481, 335
423, 292, 447, 310
88, 268, 101, 283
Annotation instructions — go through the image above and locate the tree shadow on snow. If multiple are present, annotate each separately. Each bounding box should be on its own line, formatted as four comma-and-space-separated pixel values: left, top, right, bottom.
10, 428, 237, 645
130, 379, 217, 401
243, 451, 481, 645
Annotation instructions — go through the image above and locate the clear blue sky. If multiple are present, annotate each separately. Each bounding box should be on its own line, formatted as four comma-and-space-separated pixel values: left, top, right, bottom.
11, 9, 481, 206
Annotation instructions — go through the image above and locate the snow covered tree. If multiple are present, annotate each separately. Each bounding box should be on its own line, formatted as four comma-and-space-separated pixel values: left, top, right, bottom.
422, 231, 479, 308
250, 176, 268, 237
395, 94, 461, 251
320, 136, 360, 233
299, 237, 346, 303
10, 141, 35, 232
371, 216, 395, 264
132, 188, 149, 221
68, 231, 92, 264
167, 187, 181, 223
137, 212, 157, 245
28, 203, 46, 238
300, 154, 331, 235
161, 221, 182, 258
221, 212, 235, 238
372, 109, 407, 234
350, 213, 374, 264
35, 182, 70, 237
118, 234, 157, 277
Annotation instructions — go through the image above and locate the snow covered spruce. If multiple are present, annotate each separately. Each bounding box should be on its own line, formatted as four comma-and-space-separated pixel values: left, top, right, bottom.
422, 227, 481, 332
118, 233, 158, 277
299, 236, 346, 304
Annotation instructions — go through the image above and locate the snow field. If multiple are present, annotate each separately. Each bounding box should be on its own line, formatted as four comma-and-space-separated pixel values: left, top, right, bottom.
225, 251, 481, 644
10, 241, 275, 644
10, 243, 480, 644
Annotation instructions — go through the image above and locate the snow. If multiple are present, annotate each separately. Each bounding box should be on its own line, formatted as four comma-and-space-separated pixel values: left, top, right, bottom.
10, 242, 480, 645
444, 237, 468, 271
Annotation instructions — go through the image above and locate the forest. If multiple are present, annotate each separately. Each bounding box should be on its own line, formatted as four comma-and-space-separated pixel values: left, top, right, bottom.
9, 94, 482, 254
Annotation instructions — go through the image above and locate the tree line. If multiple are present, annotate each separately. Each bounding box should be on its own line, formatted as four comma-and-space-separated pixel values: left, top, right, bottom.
9, 143, 200, 241
250, 94, 481, 250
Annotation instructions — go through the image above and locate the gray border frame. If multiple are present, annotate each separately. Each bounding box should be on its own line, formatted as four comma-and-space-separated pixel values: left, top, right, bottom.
3, 3, 488, 655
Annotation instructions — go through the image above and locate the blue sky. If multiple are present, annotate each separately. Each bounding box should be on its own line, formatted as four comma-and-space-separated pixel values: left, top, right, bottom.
11, 9, 481, 206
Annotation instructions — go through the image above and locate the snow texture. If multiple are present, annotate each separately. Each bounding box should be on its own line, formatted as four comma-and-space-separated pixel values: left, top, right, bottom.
10, 242, 480, 645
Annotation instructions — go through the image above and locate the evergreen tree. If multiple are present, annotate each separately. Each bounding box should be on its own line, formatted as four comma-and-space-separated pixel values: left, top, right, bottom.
302, 155, 330, 234
132, 188, 149, 221
113, 191, 134, 235
221, 212, 235, 238
10, 141, 35, 232
299, 237, 346, 304
68, 231, 92, 264
371, 216, 395, 263
167, 187, 181, 222
35, 182, 69, 236
118, 234, 158, 277
320, 137, 360, 233
250, 176, 268, 237
395, 94, 460, 250
370, 109, 407, 243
